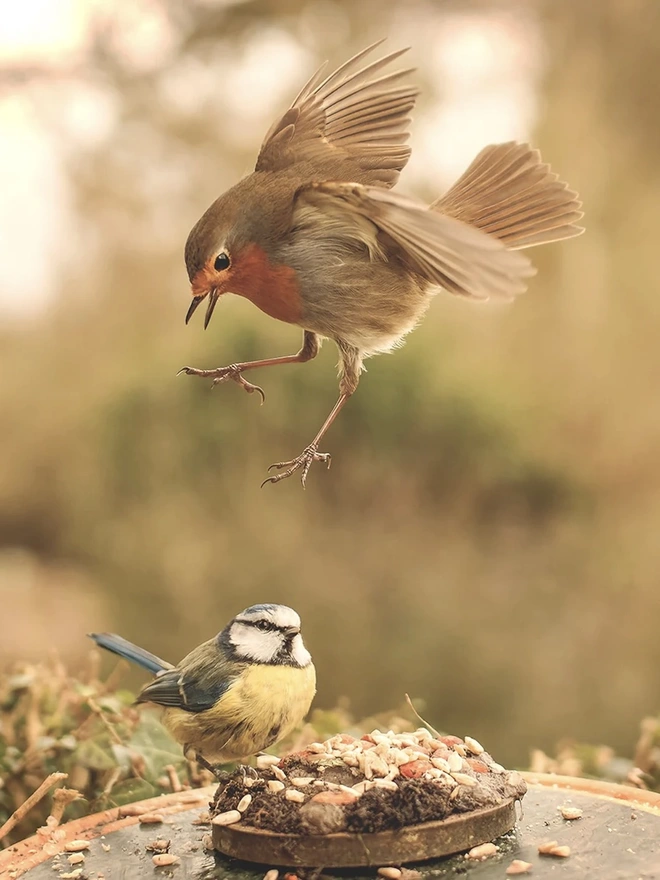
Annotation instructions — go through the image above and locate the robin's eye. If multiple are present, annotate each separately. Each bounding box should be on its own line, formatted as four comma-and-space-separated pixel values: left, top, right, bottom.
214, 253, 230, 272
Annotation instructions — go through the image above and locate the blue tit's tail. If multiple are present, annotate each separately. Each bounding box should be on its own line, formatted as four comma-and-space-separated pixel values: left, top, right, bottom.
88, 632, 174, 675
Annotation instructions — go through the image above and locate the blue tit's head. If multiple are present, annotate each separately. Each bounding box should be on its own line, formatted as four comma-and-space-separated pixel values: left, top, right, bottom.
219, 604, 312, 668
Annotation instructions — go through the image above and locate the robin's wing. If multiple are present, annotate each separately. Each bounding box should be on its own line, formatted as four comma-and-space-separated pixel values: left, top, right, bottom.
136, 642, 238, 713
255, 41, 418, 187
295, 182, 536, 300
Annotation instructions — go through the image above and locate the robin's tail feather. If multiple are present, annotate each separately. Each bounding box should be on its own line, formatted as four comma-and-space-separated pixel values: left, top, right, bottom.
432, 142, 584, 249
88, 632, 174, 675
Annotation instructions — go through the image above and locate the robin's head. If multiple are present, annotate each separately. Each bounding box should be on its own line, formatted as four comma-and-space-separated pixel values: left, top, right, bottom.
183, 176, 303, 328
183, 192, 242, 328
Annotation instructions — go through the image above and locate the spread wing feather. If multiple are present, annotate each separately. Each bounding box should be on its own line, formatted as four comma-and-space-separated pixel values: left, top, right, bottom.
256, 41, 419, 187
298, 183, 536, 300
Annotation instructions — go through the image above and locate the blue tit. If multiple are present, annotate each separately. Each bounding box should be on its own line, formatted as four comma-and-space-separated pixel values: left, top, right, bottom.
89, 604, 316, 768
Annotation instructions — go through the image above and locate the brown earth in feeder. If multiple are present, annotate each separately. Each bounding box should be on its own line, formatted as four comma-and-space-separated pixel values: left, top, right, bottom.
210, 732, 527, 867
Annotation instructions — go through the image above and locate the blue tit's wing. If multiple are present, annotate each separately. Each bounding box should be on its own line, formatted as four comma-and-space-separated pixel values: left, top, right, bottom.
136, 638, 239, 713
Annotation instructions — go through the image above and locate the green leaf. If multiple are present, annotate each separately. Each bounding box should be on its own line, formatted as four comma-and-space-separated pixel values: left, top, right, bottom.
98, 778, 157, 809
76, 737, 117, 770
127, 713, 184, 780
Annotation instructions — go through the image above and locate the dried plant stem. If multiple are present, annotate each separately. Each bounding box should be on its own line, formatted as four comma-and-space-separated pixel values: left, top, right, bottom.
0, 772, 67, 841
404, 693, 441, 738
166, 764, 182, 793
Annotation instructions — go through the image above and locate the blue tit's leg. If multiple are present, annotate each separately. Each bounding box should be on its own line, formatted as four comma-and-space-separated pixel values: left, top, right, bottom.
187, 746, 231, 783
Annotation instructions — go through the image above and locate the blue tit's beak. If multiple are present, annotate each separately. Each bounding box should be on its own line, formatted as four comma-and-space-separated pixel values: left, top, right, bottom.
284, 626, 300, 637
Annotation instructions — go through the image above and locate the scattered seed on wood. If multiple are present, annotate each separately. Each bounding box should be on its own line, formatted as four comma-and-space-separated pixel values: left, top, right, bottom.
58, 870, 83, 879
290, 777, 313, 787
67, 854, 85, 865
285, 790, 305, 803
211, 810, 242, 826
506, 859, 533, 875
538, 840, 570, 857
237, 794, 252, 812
138, 813, 164, 824
271, 765, 287, 782
377, 869, 402, 879
152, 853, 180, 867
466, 842, 498, 860
264, 872, 279, 880
101, 843, 110, 852
560, 806, 583, 820
267, 780, 285, 793
63, 840, 89, 853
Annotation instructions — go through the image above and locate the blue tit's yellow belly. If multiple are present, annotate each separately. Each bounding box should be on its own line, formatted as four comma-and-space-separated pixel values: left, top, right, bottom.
160, 662, 316, 763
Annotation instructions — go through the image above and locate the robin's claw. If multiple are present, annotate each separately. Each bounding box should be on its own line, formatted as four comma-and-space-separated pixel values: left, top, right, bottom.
178, 363, 265, 402
214, 373, 265, 404
261, 444, 331, 489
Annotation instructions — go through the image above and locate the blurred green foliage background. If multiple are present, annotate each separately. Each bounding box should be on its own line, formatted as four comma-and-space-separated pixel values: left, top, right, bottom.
1, 0, 659, 769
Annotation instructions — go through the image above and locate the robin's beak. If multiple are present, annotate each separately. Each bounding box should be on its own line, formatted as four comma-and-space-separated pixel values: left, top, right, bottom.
185, 289, 220, 329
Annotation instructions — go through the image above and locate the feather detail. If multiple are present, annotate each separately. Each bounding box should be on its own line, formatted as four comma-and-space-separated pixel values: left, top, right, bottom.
88, 632, 173, 675
433, 142, 584, 249
256, 41, 419, 186
299, 183, 536, 300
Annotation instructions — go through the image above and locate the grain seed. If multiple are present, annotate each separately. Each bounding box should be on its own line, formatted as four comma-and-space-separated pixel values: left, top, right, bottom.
256, 755, 281, 769
237, 794, 252, 813
212, 810, 242, 826
63, 841, 89, 853
152, 853, 180, 867
464, 736, 484, 755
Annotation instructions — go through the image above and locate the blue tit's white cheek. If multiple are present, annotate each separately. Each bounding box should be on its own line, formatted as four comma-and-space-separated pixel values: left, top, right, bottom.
291, 634, 311, 668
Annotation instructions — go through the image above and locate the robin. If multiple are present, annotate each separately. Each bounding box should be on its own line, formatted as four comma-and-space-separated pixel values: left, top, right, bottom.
181, 41, 583, 487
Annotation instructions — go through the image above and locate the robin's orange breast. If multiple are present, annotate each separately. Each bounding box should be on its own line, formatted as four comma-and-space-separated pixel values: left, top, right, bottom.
231, 243, 303, 326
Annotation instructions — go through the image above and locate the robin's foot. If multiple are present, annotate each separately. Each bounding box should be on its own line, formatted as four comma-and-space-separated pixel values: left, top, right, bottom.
262, 443, 331, 489
177, 364, 265, 403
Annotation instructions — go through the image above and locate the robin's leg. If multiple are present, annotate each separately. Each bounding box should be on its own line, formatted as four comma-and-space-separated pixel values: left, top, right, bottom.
178, 331, 320, 404
262, 341, 361, 489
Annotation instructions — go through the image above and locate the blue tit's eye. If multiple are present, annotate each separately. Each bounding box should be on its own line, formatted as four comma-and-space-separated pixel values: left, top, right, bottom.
214, 253, 230, 272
